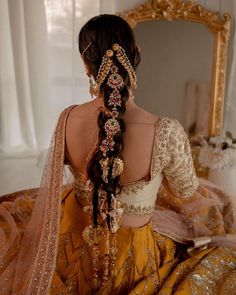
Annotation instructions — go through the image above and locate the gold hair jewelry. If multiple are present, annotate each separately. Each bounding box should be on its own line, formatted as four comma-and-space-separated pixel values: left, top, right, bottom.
90, 44, 137, 97
90, 49, 114, 97
107, 65, 124, 90
112, 157, 124, 178
99, 158, 110, 183
112, 43, 137, 90
89, 76, 97, 97
107, 65, 124, 119
81, 42, 92, 58
83, 43, 139, 288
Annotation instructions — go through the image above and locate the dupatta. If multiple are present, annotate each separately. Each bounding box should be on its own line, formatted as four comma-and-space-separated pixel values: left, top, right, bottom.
0, 106, 75, 294
0, 104, 236, 294
153, 178, 236, 250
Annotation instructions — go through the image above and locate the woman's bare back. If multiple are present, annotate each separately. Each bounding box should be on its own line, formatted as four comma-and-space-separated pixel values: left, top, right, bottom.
65, 97, 158, 185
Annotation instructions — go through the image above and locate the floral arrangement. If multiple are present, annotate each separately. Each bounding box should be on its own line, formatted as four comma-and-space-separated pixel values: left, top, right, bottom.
199, 131, 236, 170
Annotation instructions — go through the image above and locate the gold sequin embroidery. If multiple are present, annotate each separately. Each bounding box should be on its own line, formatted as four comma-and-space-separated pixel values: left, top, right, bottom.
120, 203, 153, 216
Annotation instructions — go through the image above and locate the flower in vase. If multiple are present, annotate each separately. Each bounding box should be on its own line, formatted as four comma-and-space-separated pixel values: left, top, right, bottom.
199, 132, 236, 170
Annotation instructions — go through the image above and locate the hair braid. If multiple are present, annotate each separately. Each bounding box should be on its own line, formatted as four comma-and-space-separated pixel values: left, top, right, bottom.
87, 59, 129, 228
78, 14, 141, 286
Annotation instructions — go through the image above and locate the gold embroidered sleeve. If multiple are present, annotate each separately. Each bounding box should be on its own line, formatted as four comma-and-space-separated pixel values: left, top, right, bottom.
163, 119, 198, 198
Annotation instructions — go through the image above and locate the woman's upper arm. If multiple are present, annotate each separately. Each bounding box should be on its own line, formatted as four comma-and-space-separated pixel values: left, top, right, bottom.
162, 119, 198, 198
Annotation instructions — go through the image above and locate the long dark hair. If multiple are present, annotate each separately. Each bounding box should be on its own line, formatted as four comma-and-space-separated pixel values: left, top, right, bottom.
78, 14, 141, 228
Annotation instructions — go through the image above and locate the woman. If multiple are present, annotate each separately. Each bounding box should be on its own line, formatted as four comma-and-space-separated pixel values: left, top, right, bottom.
1, 14, 236, 295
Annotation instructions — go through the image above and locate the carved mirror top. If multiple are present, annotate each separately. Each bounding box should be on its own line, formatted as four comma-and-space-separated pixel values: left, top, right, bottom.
120, 0, 230, 40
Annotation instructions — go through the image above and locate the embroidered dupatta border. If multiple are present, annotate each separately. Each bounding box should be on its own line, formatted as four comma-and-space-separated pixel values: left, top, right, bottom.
27, 105, 77, 294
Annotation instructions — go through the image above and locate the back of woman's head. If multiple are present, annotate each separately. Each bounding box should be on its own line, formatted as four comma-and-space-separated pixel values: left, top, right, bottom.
79, 14, 140, 79
78, 15, 141, 237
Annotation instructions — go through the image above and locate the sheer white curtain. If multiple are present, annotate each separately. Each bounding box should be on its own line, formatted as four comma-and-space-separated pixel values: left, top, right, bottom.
45, 0, 100, 129
0, 0, 101, 158
0, 0, 41, 156
0, 0, 115, 194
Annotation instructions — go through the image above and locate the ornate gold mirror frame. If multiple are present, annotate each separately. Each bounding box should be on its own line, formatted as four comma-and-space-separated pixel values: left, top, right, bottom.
119, 0, 231, 136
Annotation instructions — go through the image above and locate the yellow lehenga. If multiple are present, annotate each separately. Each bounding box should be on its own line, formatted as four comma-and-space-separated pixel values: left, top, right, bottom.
1, 187, 236, 295
1, 106, 236, 295
48, 188, 236, 295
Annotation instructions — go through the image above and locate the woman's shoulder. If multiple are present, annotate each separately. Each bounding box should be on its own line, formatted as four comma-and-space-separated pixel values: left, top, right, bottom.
124, 105, 157, 125
60, 100, 94, 112
58, 103, 89, 122
60, 100, 104, 121
59, 104, 79, 118
155, 115, 184, 134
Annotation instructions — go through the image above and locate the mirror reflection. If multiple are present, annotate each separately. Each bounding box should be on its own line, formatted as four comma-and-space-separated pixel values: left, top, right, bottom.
133, 20, 214, 137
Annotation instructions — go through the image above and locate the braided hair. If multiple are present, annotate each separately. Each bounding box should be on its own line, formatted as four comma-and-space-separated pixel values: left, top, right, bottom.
78, 15, 141, 229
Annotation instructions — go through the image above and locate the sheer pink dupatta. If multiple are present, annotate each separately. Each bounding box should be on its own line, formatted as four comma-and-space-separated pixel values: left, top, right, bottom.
152, 178, 236, 250
0, 106, 76, 294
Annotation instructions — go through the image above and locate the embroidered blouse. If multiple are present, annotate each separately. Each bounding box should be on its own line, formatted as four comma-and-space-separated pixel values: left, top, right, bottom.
69, 117, 198, 216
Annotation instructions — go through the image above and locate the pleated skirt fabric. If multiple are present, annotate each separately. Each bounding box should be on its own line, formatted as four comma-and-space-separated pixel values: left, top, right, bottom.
49, 189, 236, 295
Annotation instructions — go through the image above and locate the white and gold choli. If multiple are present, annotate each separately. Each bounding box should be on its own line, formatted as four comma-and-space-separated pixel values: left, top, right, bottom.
70, 117, 199, 216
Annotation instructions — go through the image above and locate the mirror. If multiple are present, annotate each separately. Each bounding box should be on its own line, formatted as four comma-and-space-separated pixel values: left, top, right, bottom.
119, 0, 231, 137
134, 20, 214, 137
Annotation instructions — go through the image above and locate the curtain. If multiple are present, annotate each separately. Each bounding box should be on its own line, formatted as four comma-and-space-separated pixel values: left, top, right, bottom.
45, 0, 100, 126
0, 0, 101, 158
0, 0, 39, 156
